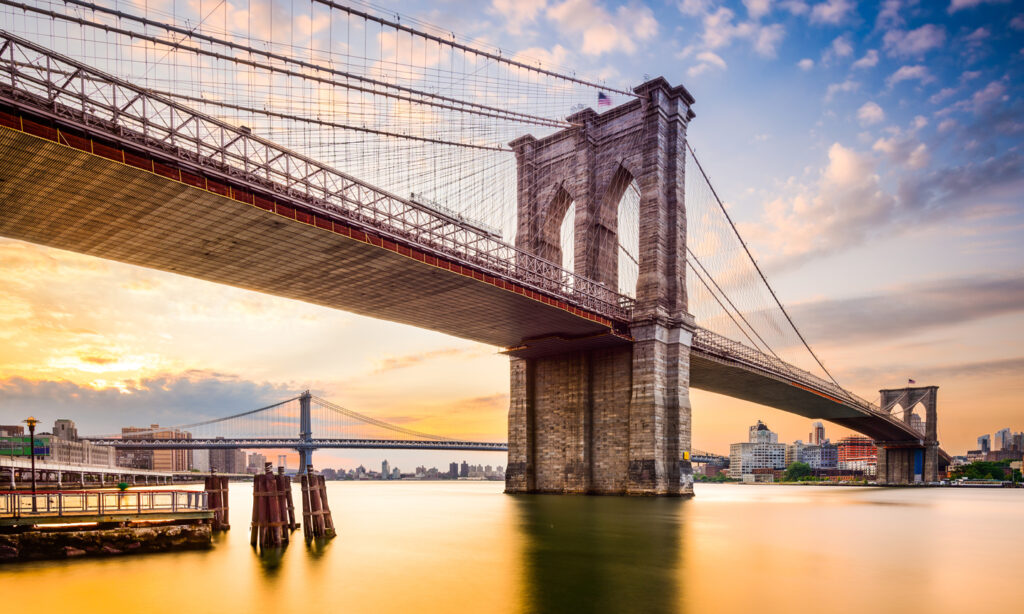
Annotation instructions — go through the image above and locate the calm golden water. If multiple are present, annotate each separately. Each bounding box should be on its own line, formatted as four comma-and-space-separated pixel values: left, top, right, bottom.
2, 482, 1021, 613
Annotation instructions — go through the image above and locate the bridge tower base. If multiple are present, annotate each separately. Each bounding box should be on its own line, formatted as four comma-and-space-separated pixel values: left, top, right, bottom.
505, 319, 695, 496
875, 386, 940, 484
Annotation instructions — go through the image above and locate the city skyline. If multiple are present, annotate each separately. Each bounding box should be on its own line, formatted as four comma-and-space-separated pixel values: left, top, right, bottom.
1, 0, 1022, 458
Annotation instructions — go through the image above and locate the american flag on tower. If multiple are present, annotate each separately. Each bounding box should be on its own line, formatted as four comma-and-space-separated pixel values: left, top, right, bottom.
598, 92, 611, 107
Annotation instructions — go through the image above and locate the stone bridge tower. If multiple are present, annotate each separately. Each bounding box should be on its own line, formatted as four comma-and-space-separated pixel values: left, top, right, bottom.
504, 78, 696, 496
876, 386, 939, 483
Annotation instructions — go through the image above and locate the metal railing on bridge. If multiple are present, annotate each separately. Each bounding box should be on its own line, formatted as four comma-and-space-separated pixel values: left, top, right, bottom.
0, 489, 207, 520
0, 31, 633, 322
693, 328, 925, 439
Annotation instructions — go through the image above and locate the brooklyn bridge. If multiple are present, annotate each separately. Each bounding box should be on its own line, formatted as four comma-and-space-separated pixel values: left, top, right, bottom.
0, 1, 948, 494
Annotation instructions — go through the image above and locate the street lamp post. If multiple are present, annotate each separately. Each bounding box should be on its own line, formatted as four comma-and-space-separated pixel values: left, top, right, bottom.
23, 416, 38, 512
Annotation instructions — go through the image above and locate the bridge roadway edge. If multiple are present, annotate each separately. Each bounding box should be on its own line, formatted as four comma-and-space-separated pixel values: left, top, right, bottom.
0, 110, 619, 349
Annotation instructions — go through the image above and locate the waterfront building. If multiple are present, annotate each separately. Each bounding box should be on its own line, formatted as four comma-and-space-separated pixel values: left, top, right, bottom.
120, 425, 192, 471
246, 453, 267, 474
750, 420, 778, 444
382, 459, 390, 479
460, 460, 469, 478
0, 425, 24, 437
820, 443, 838, 469
837, 436, 877, 475
392, 467, 400, 480
192, 449, 210, 472
977, 434, 991, 454
1, 419, 116, 467
730, 421, 786, 479
449, 462, 459, 478
209, 446, 246, 473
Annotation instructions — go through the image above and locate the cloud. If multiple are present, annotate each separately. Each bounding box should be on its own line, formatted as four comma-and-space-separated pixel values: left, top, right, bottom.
948, 0, 1011, 13
886, 64, 934, 87
883, 24, 946, 57
492, 0, 548, 34
688, 6, 787, 57
875, 0, 908, 30
857, 101, 885, 125
688, 51, 728, 77
851, 49, 879, 69
740, 137, 1024, 269
373, 347, 484, 373
824, 79, 859, 102
929, 87, 958, 104
1012, 15, 1024, 30
830, 34, 854, 57
797, 58, 814, 70
873, 135, 930, 169
678, 0, 713, 16
547, 0, 658, 55
790, 274, 1024, 345
809, 0, 855, 25
0, 372, 300, 435
743, 0, 774, 19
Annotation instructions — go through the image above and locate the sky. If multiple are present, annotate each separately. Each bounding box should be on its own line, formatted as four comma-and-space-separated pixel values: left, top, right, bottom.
1, 0, 1022, 468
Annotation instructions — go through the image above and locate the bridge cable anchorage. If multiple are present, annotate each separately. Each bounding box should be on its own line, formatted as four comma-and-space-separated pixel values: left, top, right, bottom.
32, 0, 572, 129
686, 142, 844, 390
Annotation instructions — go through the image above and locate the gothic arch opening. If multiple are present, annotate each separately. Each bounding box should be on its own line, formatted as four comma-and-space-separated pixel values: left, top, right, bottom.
605, 166, 640, 299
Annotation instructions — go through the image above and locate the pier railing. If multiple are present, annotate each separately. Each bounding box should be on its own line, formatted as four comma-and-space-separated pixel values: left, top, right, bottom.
0, 489, 208, 519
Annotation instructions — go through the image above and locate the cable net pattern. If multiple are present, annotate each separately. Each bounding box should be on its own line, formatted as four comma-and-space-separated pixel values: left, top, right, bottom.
2, 0, 862, 402
90, 395, 457, 442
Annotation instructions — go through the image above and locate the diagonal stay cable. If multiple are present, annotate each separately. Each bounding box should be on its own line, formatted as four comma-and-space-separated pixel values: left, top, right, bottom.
85, 395, 303, 439
686, 141, 844, 389
314, 396, 454, 441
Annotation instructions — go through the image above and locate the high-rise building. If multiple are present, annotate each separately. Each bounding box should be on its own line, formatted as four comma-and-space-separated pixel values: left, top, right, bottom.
749, 420, 778, 444
460, 460, 470, 478
449, 462, 459, 478
731, 421, 786, 479
247, 453, 267, 474
995, 428, 1012, 451
977, 434, 991, 453
382, 459, 390, 479
121, 425, 192, 471
209, 446, 246, 473
392, 467, 400, 480
53, 419, 78, 440
809, 422, 825, 445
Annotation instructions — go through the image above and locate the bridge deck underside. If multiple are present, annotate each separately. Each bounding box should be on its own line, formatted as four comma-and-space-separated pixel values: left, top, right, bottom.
690, 352, 924, 442
0, 128, 610, 348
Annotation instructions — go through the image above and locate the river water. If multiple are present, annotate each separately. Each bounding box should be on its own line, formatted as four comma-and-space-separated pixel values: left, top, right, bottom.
2, 482, 1021, 613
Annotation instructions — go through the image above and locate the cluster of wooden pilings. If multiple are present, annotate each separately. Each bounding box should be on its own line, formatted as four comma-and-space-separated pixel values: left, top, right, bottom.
300, 465, 336, 541
250, 464, 297, 549
204, 474, 230, 531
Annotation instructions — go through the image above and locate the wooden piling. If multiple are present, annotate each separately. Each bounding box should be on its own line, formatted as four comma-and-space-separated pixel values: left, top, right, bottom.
278, 467, 297, 530
251, 463, 289, 550
300, 464, 336, 541
204, 474, 230, 531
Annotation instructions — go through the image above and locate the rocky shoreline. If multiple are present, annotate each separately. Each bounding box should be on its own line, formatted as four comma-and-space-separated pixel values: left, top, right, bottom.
0, 523, 212, 562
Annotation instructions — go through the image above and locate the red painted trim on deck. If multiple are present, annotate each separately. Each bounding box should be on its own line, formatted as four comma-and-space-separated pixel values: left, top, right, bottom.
0, 108, 617, 330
